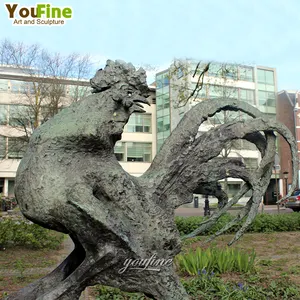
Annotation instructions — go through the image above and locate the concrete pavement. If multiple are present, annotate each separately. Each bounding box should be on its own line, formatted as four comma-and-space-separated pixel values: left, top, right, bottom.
175, 205, 294, 217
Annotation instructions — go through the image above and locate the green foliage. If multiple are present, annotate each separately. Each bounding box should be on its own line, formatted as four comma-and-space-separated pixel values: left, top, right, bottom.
175, 212, 300, 236
247, 213, 300, 232
95, 275, 300, 300
0, 219, 64, 249
182, 274, 300, 300
176, 247, 256, 275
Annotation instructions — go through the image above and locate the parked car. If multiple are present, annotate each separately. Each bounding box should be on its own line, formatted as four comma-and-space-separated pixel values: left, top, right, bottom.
285, 189, 300, 212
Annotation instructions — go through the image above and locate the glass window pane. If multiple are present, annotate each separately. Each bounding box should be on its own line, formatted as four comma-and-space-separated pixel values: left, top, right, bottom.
208, 63, 222, 77
162, 75, 169, 87
126, 142, 152, 162
191, 83, 207, 98
10, 80, 27, 94
240, 89, 255, 105
114, 141, 125, 161
223, 65, 237, 80
0, 105, 8, 125
257, 70, 265, 83
8, 137, 27, 159
157, 118, 164, 133
0, 79, 8, 92
125, 114, 151, 133
8, 180, 15, 197
266, 84, 275, 92
0, 136, 6, 158
239, 67, 253, 82
243, 158, 258, 171
265, 71, 274, 85
9, 105, 31, 126
209, 85, 223, 98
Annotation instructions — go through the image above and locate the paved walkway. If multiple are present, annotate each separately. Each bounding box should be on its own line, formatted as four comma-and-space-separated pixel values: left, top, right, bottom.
175, 205, 293, 217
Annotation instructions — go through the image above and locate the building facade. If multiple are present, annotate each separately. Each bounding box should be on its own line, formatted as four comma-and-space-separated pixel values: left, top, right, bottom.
277, 90, 300, 195
0, 65, 156, 197
155, 61, 278, 203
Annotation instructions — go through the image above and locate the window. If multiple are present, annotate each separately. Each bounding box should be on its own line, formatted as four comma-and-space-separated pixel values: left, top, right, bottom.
127, 142, 152, 162
8, 137, 27, 159
126, 113, 151, 133
157, 115, 170, 133
0, 178, 3, 194
231, 139, 257, 151
9, 105, 32, 127
239, 66, 254, 82
67, 85, 88, 100
0, 136, 6, 158
28, 83, 36, 95
162, 74, 169, 87
177, 68, 184, 79
208, 63, 222, 77
157, 93, 170, 111
258, 83, 275, 92
114, 141, 125, 162
8, 180, 15, 197
223, 66, 238, 80
258, 91, 275, 107
227, 184, 241, 198
208, 63, 237, 80
0, 105, 8, 125
212, 111, 239, 125
209, 86, 223, 99
240, 89, 255, 105
157, 139, 164, 151
114, 142, 152, 162
209, 86, 238, 99
0, 79, 8, 92
191, 84, 207, 99
243, 158, 258, 171
257, 69, 274, 85
10, 80, 27, 94
156, 72, 169, 89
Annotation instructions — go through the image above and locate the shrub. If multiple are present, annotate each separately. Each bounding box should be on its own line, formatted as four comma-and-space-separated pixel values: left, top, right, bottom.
94, 275, 300, 300
175, 247, 256, 275
182, 273, 300, 300
175, 214, 234, 236
0, 219, 64, 249
175, 213, 300, 236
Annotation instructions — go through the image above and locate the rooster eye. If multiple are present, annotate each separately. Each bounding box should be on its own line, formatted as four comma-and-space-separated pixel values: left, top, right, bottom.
128, 91, 132, 97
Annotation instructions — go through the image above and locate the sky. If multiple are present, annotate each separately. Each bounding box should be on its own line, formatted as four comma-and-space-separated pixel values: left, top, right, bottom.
1, 0, 300, 90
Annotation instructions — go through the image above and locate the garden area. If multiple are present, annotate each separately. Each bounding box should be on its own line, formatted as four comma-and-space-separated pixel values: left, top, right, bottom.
1, 213, 300, 299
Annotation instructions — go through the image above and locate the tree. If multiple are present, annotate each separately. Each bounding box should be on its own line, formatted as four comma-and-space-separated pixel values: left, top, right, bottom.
8, 60, 298, 300
0, 39, 92, 157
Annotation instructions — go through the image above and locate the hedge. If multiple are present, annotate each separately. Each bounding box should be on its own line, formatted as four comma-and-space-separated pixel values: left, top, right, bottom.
0, 219, 65, 249
175, 212, 300, 236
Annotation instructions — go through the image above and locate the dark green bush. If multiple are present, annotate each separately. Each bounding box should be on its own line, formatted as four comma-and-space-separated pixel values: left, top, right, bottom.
175, 214, 235, 236
175, 213, 300, 236
0, 219, 64, 249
